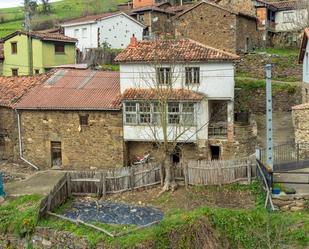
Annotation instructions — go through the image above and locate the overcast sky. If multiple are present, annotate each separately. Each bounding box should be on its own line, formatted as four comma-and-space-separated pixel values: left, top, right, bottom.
0, 0, 62, 9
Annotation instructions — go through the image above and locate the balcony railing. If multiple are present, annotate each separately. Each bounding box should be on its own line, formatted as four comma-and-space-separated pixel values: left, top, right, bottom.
208, 123, 227, 137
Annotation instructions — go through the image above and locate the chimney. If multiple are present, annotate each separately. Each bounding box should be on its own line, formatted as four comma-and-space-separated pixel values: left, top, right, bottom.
129, 34, 138, 48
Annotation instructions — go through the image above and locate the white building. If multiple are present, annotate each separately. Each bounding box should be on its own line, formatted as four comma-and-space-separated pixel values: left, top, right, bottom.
115, 37, 240, 161
275, 8, 307, 32
299, 28, 309, 103
61, 12, 146, 51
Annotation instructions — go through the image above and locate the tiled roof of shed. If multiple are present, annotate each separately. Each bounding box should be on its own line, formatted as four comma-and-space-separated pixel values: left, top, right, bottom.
16, 70, 121, 110
270, 1, 305, 10
122, 88, 205, 101
2, 30, 77, 43
115, 38, 239, 63
0, 74, 49, 108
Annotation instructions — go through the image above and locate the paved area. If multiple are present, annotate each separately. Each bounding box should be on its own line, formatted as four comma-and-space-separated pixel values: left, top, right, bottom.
5, 170, 65, 196
274, 167, 309, 194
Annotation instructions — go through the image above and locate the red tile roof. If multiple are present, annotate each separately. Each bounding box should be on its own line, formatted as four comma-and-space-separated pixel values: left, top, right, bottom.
2, 31, 77, 43
16, 70, 121, 110
0, 74, 49, 108
122, 88, 205, 101
62, 12, 121, 25
115, 38, 239, 63
270, 1, 304, 10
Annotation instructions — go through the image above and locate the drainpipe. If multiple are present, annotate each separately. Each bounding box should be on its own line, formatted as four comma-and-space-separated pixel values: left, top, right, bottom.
16, 110, 39, 170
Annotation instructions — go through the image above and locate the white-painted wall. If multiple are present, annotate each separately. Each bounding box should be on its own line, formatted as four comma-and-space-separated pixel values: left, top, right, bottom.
98, 14, 144, 49
275, 9, 308, 32
63, 22, 98, 52
303, 41, 309, 84
120, 62, 234, 142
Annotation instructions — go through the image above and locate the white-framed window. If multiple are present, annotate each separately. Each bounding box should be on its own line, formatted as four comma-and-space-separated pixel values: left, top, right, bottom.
283, 11, 294, 23
82, 28, 87, 38
137, 14, 144, 22
124, 102, 195, 126
185, 67, 200, 84
74, 29, 79, 37
156, 67, 171, 85
125, 102, 137, 124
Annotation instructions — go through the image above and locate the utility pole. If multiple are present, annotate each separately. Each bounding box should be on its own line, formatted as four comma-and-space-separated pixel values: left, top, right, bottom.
24, 0, 33, 75
265, 64, 273, 171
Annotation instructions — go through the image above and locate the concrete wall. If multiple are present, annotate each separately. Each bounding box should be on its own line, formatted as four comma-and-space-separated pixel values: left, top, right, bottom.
63, 22, 98, 51
19, 110, 124, 170
98, 14, 144, 49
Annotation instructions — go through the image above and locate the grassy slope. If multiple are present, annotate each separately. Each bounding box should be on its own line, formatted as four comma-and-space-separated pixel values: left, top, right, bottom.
0, 0, 127, 38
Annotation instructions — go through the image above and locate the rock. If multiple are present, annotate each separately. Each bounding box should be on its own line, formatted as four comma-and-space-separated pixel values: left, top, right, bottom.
285, 187, 296, 195
42, 239, 52, 247
290, 206, 304, 212
302, 195, 309, 200
295, 201, 305, 208
0, 196, 5, 205
280, 205, 290, 211
272, 199, 293, 207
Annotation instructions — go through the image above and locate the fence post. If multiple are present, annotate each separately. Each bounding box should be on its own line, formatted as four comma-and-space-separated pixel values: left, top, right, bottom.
47, 194, 52, 212
130, 167, 135, 190
247, 160, 251, 184
183, 162, 189, 189
98, 173, 104, 197
66, 173, 72, 198
102, 173, 107, 198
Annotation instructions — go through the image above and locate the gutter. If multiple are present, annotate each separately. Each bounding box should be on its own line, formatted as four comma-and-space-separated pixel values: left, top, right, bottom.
15, 110, 39, 170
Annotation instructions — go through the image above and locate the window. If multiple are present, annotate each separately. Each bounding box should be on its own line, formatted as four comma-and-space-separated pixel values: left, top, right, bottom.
185, 67, 200, 84
153, 102, 161, 124
79, 114, 89, 126
55, 43, 65, 53
182, 102, 194, 125
168, 103, 180, 124
11, 68, 18, 76
11, 42, 17, 54
125, 102, 137, 124
82, 28, 87, 38
137, 14, 144, 22
139, 103, 151, 124
157, 67, 171, 85
283, 11, 294, 23
74, 28, 79, 37
35, 69, 40, 75
51, 141, 62, 167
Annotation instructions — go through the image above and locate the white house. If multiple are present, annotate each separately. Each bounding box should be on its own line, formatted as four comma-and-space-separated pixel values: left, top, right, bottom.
299, 28, 309, 103
275, 6, 307, 32
115, 37, 240, 161
61, 12, 146, 51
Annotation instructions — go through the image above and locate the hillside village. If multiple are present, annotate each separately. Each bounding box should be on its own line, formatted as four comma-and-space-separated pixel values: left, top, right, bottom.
0, 0, 309, 248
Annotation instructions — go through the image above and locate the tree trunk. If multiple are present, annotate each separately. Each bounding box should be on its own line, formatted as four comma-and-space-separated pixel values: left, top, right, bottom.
158, 154, 177, 195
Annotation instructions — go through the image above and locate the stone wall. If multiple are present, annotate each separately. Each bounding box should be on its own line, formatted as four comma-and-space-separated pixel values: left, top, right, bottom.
19, 110, 124, 170
292, 108, 309, 145
272, 31, 303, 49
273, 195, 309, 212
174, 3, 237, 53
216, 0, 256, 15
0, 107, 19, 161
235, 87, 302, 114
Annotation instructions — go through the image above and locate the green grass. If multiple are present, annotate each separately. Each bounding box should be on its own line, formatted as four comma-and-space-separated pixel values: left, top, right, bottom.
0, 0, 128, 38
255, 47, 299, 57
0, 194, 43, 237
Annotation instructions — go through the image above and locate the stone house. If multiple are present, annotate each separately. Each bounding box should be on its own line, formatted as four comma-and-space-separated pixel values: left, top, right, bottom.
15, 69, 124, 170
0, 74, 48, 161
61, 12, 146, 51
115, 36, 257, 163
2, 31, 77, 76
173, 1, 260, 54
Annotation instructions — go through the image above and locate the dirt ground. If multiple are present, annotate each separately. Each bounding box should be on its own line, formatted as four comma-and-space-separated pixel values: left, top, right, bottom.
0, 160, 36, 183
105, 185, 255, 213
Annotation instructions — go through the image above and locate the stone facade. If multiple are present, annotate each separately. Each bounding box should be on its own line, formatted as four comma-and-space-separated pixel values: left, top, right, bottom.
292, 107, 309, 146
19, 110, 124, 170
174, 2, 259, 53
0, 107, 19, 161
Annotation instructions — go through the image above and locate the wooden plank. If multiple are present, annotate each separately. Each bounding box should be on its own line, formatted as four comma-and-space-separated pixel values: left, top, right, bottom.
71, 178, 100, 183
66, 174, 72, 198
102, 173, 107, 198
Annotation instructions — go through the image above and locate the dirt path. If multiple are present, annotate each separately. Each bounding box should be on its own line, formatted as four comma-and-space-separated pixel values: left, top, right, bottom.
5, 170, 65, 197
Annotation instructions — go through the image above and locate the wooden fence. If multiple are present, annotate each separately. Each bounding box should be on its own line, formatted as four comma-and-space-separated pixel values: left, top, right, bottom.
185, 156, 256, 186
39, 157, 255, 217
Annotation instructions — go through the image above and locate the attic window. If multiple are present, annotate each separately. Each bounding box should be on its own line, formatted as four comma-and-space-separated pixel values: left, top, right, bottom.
11, 42, 17, 54
11, 68, 18, 76
79, 114, 89, 126
55, 43, 65, 53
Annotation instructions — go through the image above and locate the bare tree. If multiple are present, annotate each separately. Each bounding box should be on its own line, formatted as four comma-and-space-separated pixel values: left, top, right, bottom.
41, 0, 51, 14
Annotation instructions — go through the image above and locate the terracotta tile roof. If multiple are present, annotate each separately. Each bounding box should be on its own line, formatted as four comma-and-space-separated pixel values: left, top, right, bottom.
130, 6, 174, 14
270, 1, 304, 10
61, 11, 121, 25
0, 74, 49, 108
122, 88, 205, 101
166, 3, 194, 13
292, 102, 309, 110
0, 42, 3, 60
16, 70, 121, 110
115, 38, 239, 63
2, 30, 77, 43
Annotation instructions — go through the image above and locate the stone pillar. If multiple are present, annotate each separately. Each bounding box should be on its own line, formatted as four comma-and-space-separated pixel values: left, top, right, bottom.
227, 100, 234, 143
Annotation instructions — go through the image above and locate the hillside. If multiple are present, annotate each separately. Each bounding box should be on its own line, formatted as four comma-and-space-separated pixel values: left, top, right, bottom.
0, 0, 128, 38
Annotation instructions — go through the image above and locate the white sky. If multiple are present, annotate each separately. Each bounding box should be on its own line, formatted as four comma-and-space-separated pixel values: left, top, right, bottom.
0, 0, 62, 9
